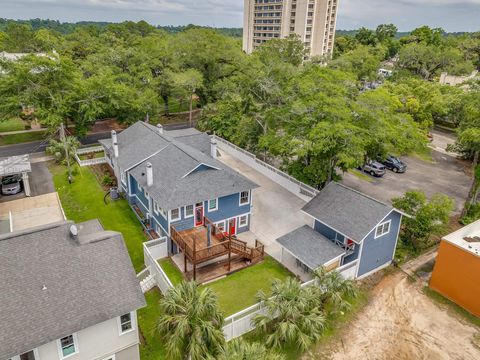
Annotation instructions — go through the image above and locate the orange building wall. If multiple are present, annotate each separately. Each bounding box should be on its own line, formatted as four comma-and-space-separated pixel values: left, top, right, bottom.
430, 240, 480, 317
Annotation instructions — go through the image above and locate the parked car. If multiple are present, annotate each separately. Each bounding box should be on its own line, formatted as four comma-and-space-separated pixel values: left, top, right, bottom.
360, 161, 386, 177
1, 175, 22, 195
380, 155, 407, 173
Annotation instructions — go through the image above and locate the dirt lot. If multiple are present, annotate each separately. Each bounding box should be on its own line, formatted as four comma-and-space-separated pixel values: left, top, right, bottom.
321, 271, 480, 360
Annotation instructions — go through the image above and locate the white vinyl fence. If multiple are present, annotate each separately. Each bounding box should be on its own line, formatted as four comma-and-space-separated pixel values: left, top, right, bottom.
143, 238, 173, 295
223, 279, 317, 340
141, 238, 358, 341
75, 146, 107, 167
215, 136, 319, 202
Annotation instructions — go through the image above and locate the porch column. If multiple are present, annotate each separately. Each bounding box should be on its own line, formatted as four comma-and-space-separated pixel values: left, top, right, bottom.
22, 172, 31, 197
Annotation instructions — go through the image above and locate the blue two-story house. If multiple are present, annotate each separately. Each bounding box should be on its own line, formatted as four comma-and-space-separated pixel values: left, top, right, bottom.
277, 182, 404, 279
100, 122, 258, 256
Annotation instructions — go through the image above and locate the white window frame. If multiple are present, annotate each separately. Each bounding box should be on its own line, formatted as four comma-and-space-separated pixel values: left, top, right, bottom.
238, 214, 248, 228
118, 311, 136, 336
375, 220, 391, 239
9, 349, 39, 360
120, 170, 126, 184
184, 204, 194, 218
239, 191, 250, 206
170, 208, 181, 222
215, 220, 226, 233
101, 355, 116, 360
208, 198, 218, 212
57, 333, 79, 359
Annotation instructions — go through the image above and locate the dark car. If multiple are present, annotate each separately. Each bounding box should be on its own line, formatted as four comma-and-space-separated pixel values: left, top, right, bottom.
1, 175, 22, 195
380, 155, 407, 173
360, 161, 386, 177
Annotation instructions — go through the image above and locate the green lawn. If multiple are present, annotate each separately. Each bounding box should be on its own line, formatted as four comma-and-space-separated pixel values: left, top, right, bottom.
138, 289, 168, 360
50, 164, 148, 272
0, 131, 47, 146
158, 258, 184, 286
0, 118, 26, 132
205, 256, 293, 316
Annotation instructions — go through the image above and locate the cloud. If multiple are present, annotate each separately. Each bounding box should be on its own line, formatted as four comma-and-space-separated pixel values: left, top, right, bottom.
0, 0, 479, 31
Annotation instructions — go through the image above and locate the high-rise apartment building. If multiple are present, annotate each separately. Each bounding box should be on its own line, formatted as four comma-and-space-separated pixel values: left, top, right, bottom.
243, 0, 339, 58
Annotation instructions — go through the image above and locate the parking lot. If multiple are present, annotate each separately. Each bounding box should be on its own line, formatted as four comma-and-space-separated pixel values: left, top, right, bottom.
342, 150, 471, 214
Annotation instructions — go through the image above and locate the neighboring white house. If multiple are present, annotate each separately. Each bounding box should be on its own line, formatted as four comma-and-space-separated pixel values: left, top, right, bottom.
0, 220, 146, 360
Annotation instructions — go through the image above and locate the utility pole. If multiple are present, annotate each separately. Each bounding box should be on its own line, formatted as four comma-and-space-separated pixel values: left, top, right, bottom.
60, 122, 73, 184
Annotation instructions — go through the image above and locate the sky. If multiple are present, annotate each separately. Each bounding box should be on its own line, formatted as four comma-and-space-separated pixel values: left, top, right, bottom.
0, 0, 479, 32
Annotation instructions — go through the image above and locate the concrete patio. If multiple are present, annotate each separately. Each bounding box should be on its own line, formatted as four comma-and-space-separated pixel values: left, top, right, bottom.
218, 150, 313, 281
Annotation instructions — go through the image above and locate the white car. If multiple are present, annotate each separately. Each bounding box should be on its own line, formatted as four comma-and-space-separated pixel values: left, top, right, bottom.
1, 175, 22, 195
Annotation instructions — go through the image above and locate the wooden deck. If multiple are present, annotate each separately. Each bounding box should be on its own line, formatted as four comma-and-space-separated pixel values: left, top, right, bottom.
185, 256, 251, 283
170, 217, 265, 281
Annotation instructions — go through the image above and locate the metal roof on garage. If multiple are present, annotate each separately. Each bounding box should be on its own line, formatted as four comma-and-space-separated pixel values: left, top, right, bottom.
0, 155, 31, 176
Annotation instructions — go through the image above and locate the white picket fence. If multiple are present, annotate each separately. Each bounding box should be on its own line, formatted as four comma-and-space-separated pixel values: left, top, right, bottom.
74, 146, 107, 167
143, 238, 173, 295
215, 136, 319, 201
141, 237, 358, 341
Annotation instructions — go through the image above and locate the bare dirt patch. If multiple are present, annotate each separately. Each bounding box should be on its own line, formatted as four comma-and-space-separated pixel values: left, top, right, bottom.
322, 272, 480, 360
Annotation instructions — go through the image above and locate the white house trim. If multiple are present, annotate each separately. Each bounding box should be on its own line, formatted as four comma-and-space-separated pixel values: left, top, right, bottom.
208, 198, 219, 212
238, 190, 251, 206
133, 194, 149, 214
9, 348, 40, 360
355, 240, 365, 278
391, 214, 404, 263
374, 219, 392, 239
151, 216, 169, 236
184, 204, 194, 218
181, 163, 221, 179
57, 333, 79, 360
356, 260, 392, 280
117, 311, 137, 336
169, 208, 181, 222
238, 214, 249, 228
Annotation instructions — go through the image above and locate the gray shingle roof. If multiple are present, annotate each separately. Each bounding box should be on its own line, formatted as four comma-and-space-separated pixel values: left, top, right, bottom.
106, 122, 257, 210
277, 225, 345, 270
130, 140, 257, 210
0, 220, 145, 359
302, 182, 393, 242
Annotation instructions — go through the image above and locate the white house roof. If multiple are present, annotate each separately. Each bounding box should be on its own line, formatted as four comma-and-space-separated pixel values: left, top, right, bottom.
443, 219, 480, 257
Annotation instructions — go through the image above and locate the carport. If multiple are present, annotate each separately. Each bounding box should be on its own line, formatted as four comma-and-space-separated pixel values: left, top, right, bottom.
0, 155, 32, 196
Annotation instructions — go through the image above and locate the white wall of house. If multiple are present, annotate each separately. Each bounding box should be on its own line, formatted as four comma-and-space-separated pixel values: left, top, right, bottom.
31, 312, 141, 360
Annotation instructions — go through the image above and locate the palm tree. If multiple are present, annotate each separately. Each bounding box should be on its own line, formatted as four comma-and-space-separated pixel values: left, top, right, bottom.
314, 267, 358, 314
217, 339, 285, 360
252, 277, 326, 352
157, 281, 225, 360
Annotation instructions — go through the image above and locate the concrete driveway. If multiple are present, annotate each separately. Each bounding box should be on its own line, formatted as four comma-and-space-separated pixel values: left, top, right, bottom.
218, 151, 311, 260
342, 150, 470, 214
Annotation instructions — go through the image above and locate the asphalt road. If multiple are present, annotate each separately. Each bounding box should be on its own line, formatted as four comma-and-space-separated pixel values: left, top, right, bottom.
0, 122, 193, 158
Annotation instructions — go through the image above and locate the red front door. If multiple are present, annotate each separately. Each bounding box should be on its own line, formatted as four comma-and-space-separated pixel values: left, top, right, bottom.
228, 218, 236, 235
195, 203, 204, 226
